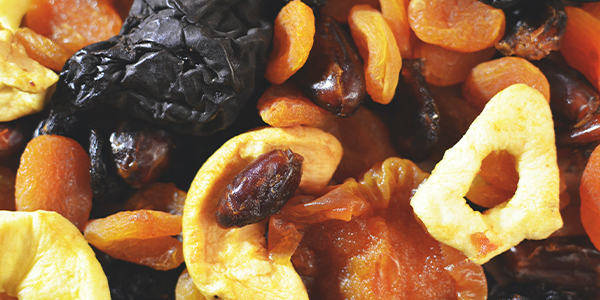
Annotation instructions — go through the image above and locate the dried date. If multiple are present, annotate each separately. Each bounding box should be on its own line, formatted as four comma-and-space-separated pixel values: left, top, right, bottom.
216, 149, 303, 228
293, 16, 366, 117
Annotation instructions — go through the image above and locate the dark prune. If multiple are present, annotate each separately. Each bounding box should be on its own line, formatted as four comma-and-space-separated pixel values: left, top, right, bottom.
293, 16, 366, 117
89, 129, 132, 203
49, 0, 272, 136
477, 0, 525, 9
216, 149, 304, 228
388, 59, 440, 162
110, 120, 174, 189
496, 0, 566, 60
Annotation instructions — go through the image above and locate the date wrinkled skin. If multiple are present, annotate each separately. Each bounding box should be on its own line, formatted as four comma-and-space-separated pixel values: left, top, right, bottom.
293, 16, 366, 117
216, 148, 304, 228
48, 0, 272, 136
388, 59, 440, 162
496, 0, 567, 60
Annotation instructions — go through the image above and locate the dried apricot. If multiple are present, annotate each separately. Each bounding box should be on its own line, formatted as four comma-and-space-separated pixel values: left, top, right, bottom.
413, 42, 496, 86
349, 5, 402, 104
380, 0, 413, 58
23, 0, 122, 54
15, 135, 92, 231
583, 2, 600, 20
0, 166, 15, 211
408, 0, 505, 52
124, 182, 186, 216
84, 210, 184, 270
579, 144, 600, 250
320, 0, 381, 24
265, 0, 315, 85
13, 27, 72, 72
462, 56, 550, 111
560, 7, 600, 93
257, 82, 329, 128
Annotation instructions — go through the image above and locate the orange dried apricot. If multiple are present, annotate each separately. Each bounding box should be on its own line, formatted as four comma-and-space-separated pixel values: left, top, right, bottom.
413, 42, 496, 86
462, 56, 550, 111
0, 166, 15, 211
13, 27, 72, 72
408, 0, 505, 53
265, 0, 315, 85
560, 7, 600, 93
320, 0, 381, 24
579, 144, 600, 250
124, 182, 186, 216
23, 0, 122, 54
257, 82, 330, 128
84, 209, 184, 270
466, 175, 515, 208
380, 0, 413, 58
583, 2, 600, 20
348, 5, 402, 104
15, 135, 92, 231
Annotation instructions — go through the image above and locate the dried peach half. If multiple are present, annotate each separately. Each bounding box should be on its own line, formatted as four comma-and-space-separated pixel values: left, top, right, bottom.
0, 210, 109, 299
183, 126, 343, 300
411, 84, 562, 264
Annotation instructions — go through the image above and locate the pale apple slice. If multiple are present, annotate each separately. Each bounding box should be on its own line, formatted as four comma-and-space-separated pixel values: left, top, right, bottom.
0, 210, 110, 300
183, 126, 343, 300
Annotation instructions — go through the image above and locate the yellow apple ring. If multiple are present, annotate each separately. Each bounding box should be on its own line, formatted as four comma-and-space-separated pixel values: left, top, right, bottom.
0, 210, 110, 299
410, 84, 562, 265
183, 126, 343, 300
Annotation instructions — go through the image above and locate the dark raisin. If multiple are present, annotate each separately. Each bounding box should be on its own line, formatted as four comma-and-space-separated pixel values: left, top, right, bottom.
0, 122, 24, 161
293, 16, 366, 117
216, 149, 304, 228
49, 0, 272, 136
477, 0, 525, 9
110, 120, 174, 189
496, 0, 567, 60
388, 59, 440, 162
89, 129, 132, 203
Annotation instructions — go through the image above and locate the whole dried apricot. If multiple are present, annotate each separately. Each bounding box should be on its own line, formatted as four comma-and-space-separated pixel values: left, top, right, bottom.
408, 0, 505, 52
124, 182, 186, 216
265, 0, 315, 85
462, 56, 550, 112
349, 5, 402, 104
579, 144, 600, 250
84, 209, 184, 271
380, 0, 413, 58
15, 135, 92, 231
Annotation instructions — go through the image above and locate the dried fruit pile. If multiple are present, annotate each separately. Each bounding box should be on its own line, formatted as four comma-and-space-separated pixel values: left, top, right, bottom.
1, 0, 600, 299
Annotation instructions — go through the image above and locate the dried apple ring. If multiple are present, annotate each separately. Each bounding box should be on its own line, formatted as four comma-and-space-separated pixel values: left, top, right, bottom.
410, 84, 562, 264
0, 210, 109, 299
183, 126, 342, 300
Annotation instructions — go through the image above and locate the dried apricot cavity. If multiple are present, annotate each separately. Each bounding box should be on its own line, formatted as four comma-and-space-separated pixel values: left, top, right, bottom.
182, 126, 342, 300
0, 210, 109, 299
410, 84, 562, 264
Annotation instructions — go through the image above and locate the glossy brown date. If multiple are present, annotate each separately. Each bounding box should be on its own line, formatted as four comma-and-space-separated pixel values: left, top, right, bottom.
293, 16, 366, 117
216, 149, 304, 228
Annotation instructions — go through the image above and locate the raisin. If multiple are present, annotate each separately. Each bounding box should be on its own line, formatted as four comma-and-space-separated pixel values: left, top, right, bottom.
110, 120, 174, 189
293, 16, 366, 117
477, 0, 524, 9
49, 0, 273, 136
388, 59, 440, 162
215, 149, 304, 228
0, 122, 24, 161
89, 129, 132, 203
496, 0, 567, 60
12, 27, 72, 72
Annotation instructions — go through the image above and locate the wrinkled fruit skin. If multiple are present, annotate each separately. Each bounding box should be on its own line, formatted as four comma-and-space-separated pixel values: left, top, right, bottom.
49, 0, 272, 136
216, 148, 304, 228
294, 16, 366, 117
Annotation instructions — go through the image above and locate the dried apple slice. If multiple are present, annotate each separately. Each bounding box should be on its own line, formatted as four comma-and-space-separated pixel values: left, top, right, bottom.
183, 126, 343, 300
0, 210, 109, 299
410, 84, 562, 264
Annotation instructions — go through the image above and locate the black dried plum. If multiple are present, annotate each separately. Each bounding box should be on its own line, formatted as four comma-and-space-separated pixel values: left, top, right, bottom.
50, 0, 272, 136
477, 0, 526, 9
89, 129, 132, 203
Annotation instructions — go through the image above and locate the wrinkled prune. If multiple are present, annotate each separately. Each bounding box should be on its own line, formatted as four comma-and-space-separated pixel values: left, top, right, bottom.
89, 129, 132, 203
216, 149, 304, 228
477, 0, 524, 9
388, 59, 440, 162
496, 0, 567, 60
49, 0, 272, 136
293, 16, 366, 117
110, 120, 174, 189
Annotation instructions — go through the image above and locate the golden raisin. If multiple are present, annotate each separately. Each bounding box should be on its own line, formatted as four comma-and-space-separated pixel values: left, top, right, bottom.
349, 5, 402, 104
408, 0, 505, 52
15, 135, 92, 231
265, 0, 315, 85
13, 27, 72, 72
